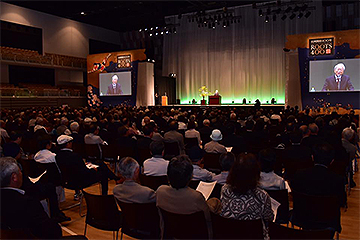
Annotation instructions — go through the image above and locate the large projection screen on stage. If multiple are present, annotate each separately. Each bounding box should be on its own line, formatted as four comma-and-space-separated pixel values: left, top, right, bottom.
99, 72, 132, 96
309, 59, 360, 92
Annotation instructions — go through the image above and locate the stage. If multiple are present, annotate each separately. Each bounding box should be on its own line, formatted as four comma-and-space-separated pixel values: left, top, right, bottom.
150, 104, 285, 110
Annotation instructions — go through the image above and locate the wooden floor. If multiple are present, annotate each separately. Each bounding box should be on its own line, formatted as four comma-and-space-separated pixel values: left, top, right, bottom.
59, 170, 360, 240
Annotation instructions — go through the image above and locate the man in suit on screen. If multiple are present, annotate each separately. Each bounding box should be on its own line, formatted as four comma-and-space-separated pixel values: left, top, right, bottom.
322, 63, 354, 91
107, 74, 123, 95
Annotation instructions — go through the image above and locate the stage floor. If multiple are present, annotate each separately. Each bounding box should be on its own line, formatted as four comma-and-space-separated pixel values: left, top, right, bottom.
151, 104, 285, 109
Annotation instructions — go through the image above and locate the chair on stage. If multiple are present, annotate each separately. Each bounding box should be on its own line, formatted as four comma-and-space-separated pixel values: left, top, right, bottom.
83, 191, 122, 240
115, 200, 160, 239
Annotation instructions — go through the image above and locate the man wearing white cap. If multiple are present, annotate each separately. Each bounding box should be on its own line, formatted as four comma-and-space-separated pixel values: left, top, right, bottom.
55, 135, 119, 195
204, 129, 227, 154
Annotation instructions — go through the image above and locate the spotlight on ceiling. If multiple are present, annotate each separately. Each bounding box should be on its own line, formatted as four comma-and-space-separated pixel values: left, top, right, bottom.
149, 33, 153, 37
265, 16, 269, 23
259, 9, 263, 17
293, 6, 300, 12
298, 12, 303, 19
281, 15, 287, 20
80, 12, 85, 15
305, 11, 311, 18
289, 13, 296, 19
139, 29, 142, 32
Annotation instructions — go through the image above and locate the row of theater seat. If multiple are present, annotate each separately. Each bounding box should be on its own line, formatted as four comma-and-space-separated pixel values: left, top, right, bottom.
82, 189, 337, 239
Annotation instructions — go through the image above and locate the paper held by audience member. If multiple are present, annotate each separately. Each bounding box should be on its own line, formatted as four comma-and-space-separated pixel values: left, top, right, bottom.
225, 147, 233, 152
196, 181, 217, 200
28, 170, 47, 183
86, 162, 99, 169
270, 197, 281, 222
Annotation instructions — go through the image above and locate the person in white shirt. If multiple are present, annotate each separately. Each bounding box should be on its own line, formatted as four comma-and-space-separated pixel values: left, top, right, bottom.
185, 121, 202, 147
213, 152, 235, 185
258, 148, 291, 192
143, 141, 169, 176
187, 146, 215, 182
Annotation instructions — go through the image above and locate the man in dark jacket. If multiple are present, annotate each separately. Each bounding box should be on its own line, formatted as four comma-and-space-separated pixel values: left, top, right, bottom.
55, 135, 119, 195
0, 157, 62, 239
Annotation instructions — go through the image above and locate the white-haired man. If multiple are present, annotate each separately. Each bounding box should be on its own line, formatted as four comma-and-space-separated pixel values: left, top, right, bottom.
0, 157, 62, 239
322, 63, 354, 91
107, 74, 123, 94
113, 157, 155, 203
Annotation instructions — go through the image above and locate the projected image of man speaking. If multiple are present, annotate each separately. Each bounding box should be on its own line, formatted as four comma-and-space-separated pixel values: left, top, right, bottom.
322, 63, 354, 91
107, 74, 123, 95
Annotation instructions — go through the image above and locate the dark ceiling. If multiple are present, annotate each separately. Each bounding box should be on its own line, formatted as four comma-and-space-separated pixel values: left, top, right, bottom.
5, 1, 260, 32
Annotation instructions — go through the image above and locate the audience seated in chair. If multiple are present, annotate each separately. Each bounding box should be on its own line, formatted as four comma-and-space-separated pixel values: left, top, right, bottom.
164, 120, 185, 154
113, 157, 155, 203
70, 121, 84, 144
220, 153, 274, 239
156, 155, 220, 238
291, 143, 347, 208
258, 148, 291, 192
204, 129, 227, 154
342, 127, 357, 188
213, 152, 235, 185
143, 141, 168, 176
185, 120, 202, 147
56, 135, 119, 195
3, 140, 70, 223
0, 157, 62, 239
84, 124, 107, 145
187, 145, 215, 182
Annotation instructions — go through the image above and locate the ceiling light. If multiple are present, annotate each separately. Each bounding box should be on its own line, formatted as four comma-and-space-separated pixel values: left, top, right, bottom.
80, 12, 85, 15
289, 13, 296, 19
305, 11, 311, 18
298, 12, 303, 18
149, 33, 152, 37
281, 15, 287, 20
293, 6, 300, 12
139, 29, 142, 32
265, 16, 269, 23
285, 7, 292, 13
259, 9, 263, 17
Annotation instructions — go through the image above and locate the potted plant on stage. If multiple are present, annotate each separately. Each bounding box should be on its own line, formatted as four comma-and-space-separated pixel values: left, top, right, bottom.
199, 86, 211, 105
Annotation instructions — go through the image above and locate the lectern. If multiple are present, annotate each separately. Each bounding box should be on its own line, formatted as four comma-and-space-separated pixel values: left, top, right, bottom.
209, 96, 221, 105
161, 96, 168, 106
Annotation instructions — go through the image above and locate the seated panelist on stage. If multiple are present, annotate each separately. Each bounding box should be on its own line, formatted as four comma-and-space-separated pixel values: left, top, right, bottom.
214, 89, 220, 96
322, 63, 354, 91
107, 74, 123, 95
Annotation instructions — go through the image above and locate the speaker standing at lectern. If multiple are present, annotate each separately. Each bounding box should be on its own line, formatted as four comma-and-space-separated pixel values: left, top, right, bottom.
322, 63, 354, 91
